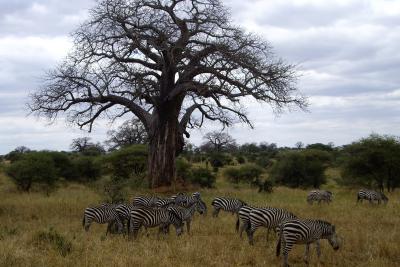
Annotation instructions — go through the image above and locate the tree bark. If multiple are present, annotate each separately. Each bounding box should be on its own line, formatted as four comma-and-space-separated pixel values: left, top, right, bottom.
147, 104, 184, 188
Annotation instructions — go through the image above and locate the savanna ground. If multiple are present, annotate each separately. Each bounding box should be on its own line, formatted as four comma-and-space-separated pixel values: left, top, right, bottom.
0, 169, 399, 267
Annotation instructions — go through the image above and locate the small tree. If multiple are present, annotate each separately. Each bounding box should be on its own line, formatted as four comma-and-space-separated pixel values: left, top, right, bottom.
341, 134, 400, 191
6, 153, 58, 193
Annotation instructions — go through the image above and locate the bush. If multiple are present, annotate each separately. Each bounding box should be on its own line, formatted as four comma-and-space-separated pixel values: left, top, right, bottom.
209, 153, 232, 171
270, 151, 327, 188
223, 163, 264, 184
189, 167, 216, 188
33, 228, 72, 257
176, 157, 192, 182
102, 176, 128, 203
105, 145, 147, 179
6, 153, 58, 193
236, 155, 246, 164
72, 156, 102, 182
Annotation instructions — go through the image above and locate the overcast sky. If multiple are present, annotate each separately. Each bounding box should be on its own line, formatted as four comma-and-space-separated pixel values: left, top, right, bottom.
1, 0, 399, 154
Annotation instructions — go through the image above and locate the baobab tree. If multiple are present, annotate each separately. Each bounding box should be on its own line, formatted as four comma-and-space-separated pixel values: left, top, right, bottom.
201, 131, 236, 152
30, 0, 307, 188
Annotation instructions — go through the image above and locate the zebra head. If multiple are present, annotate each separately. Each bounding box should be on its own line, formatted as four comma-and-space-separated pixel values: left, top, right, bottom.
327, 225, 341, 251
174, 192, 186, 205
380, 192, 389, 204
196, 200, 207, 215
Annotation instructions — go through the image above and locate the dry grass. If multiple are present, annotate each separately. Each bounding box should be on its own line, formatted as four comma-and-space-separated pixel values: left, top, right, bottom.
1, 172, 399, 267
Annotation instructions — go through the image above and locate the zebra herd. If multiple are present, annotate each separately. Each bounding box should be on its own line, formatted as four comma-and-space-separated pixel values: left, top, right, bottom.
82, 192, 206, 238
82, 188, 388, 266
306, 189, 389, 205
211, 196, 341, 267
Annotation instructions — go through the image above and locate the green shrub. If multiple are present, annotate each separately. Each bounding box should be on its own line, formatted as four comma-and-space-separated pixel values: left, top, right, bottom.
270, 151, 327, 188
209, 153, 232, 171
236, 155, 246, 164
72, 156, 102, 182
223, 163, 263, 184
189, 167, 216, 188
105, 145, 147, 179
33, 228, 72, 257
6, 153, 58, 193
176, 157, 192, 182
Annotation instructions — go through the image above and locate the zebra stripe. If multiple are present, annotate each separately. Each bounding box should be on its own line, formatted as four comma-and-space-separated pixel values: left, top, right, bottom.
248, 207, 297, 245
357, 189, 388, 204
171, 192, 203, 207
127, 206, 184, 239
132, 196, 160, 207
307, 190, 333, 204
82, 204, 123, 234
276, 218, 341, 267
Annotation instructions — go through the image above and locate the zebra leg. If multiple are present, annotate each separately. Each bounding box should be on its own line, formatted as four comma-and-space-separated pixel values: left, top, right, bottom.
247, 229, 255, 246
303, 243, 310, 265
316, 240, 321, 258
266, 228, 270, 242
186, 220, 191, 234
212, 208, 220, 217
239, 222, 247, 238
282, 241, 293, 267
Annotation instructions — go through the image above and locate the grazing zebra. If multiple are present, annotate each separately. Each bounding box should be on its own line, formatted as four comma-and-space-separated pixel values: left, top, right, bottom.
132, 195, 161, 207
276, 218, 341, 267
211, 197, 247, 217
307, 190, 333, 205
248, 207, 297, 245
82, 204, 123, 235
127, 206, 184, 239
115, 203, 138, 228
357, 189, 388, 204
166, 200, 207, 234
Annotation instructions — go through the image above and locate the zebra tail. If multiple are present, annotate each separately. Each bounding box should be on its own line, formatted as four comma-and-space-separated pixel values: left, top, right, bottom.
276, 225, 283, 257
82, 216, 85, 228
235, 216, 240, 232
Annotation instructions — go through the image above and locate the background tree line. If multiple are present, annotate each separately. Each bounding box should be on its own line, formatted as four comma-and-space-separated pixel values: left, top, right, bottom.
1, 125, 400, 197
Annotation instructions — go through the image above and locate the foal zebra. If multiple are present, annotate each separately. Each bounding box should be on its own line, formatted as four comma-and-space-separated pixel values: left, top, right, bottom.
357, 189, 388, 204
307, 190, 333, 204
276, 219, 341, 267
127, 206, 184, 239
82, 204, 123, 234
248, 207, 297, 245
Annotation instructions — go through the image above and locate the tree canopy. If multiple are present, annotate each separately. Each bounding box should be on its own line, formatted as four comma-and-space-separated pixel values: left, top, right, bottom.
29, 0, 307, 187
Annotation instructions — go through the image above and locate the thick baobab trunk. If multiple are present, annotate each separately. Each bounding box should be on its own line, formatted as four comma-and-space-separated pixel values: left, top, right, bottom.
147, 109, 184, 188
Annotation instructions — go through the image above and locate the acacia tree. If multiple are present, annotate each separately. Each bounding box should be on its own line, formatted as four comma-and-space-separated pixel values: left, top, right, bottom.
30, 0, 307, 187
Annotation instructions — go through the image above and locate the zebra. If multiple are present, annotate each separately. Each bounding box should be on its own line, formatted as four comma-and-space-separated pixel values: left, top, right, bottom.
247, 207, 297, 245
127, 206, 184, 239
276, 218, 341, 267
165, 200, 207, 234
132, 195, 161, 207
357, 189, 388, 204
237, 205, 255, 237
171, 192, 203, 207
307, 190, 333, 205
211, 197, 247, 217
82, 204, 123, 235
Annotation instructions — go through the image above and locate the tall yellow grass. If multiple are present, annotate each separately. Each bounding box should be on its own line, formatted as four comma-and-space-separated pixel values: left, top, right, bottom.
0, 172, 399, 267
